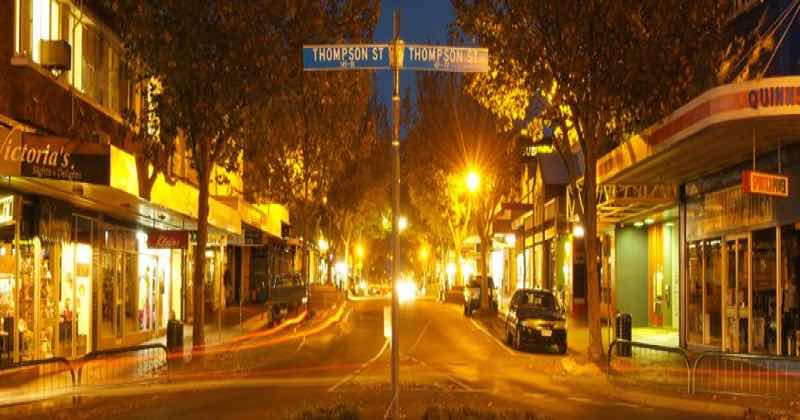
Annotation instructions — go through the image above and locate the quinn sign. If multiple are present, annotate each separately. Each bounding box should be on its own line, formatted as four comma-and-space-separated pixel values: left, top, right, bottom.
742, 170, 789, 197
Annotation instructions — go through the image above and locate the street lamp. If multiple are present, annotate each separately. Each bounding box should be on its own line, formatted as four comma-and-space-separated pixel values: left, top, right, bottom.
355, 243, 365, 259
398, 216, 408, 232
418, 245, 429, 262
466, 170, 480, 193
318, 237, 329, 252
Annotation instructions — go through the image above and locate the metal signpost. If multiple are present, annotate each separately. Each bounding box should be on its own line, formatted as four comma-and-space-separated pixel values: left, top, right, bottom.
302, 10, 488, 419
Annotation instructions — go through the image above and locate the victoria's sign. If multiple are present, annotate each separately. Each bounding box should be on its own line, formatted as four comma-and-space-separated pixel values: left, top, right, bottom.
742, 170, 789, 197
0, 128, 110, 184
147, 230, 190, 249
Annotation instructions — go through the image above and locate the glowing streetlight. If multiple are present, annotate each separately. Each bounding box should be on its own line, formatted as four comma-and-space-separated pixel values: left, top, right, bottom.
466, 170, 480, 193
318, 238, 329, 252
398, 216, 408, 232
418, 245, 430, 262
355, 243, 365, 259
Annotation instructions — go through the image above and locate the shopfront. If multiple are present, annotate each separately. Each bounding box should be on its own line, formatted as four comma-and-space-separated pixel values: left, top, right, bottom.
684, 155, 800, 355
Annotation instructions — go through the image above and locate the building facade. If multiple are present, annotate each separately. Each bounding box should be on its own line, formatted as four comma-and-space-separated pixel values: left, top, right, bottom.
0, 0, 291, 364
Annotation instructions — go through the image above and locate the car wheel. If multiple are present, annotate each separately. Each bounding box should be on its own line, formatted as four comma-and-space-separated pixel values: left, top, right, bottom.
513, 329, 522, 351
506, 328, 513, 346
463, 304, 469, 316
557, 340, 567, 355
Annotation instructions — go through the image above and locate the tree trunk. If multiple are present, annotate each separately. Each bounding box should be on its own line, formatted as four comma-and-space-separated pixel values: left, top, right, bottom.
583, 142, 604, 362
192, 145, 211, 353
479, 231, 490, 311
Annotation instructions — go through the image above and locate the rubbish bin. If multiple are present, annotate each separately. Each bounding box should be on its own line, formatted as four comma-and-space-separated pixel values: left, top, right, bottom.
167, 319, 184, 354
615, 313, 632, 357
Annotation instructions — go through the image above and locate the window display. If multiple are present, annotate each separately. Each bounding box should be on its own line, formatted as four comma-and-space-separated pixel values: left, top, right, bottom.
752, 229, 777, 354
781, 226, 800, 357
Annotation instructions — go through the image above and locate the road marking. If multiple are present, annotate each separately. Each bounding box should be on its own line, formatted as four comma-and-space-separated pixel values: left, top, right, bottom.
407, 321, 430, 355
566, 396, 595, 404
342, 308, 353, 324
613, 401, 641, 409
469, 319, 516, 356
524, 392, 546, 399
407, 355, 473, 392
295, 336, 307, 353
327, 338, 390, 392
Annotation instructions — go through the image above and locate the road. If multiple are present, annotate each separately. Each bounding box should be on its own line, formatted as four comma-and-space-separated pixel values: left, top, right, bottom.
2, 298, 744, 419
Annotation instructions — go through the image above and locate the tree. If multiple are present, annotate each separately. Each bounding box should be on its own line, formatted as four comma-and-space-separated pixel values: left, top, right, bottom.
323, 97, 391, 282
106, 0, 291, 350
243, 1, 380, 283
406, 73, 517, 309
453, 0, 735, 360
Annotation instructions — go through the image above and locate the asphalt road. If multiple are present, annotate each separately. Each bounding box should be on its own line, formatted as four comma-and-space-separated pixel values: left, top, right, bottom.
2, 298, 746, 420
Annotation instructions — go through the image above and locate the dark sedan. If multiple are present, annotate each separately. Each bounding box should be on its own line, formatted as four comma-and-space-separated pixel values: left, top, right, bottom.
505, 289, 567, 354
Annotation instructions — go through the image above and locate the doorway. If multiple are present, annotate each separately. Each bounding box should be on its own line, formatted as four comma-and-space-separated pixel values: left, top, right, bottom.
724, 235, 750, 353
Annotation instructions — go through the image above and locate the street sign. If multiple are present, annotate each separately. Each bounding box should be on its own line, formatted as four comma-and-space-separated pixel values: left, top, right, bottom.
403, 44, 489, 72
303, 44, 390, 71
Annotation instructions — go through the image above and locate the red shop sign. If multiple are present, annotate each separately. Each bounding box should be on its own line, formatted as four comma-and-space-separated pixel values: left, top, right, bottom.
742, 170, 789, 198
147, 230, 189, 249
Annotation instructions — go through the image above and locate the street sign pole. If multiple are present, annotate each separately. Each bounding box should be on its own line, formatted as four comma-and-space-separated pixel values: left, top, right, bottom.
302, 14, 488, 419
390, 11, 401, 420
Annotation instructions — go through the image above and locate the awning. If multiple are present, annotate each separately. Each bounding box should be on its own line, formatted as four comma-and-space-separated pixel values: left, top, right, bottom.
598, 76, 800, 185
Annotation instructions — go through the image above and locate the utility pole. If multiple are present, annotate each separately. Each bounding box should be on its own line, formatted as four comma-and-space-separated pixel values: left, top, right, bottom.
390, 9, 402, 419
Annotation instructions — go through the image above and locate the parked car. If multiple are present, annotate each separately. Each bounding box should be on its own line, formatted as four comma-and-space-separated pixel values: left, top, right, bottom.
505, 289, 567, 354
267, 272, 308, 326
463, 275, 497, 316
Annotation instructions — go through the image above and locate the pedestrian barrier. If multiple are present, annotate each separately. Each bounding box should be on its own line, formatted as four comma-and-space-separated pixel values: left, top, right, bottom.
691, 351, 800, 399
77, 343, 169, 387
607, 339, 691, 394
0, 357, 75, 398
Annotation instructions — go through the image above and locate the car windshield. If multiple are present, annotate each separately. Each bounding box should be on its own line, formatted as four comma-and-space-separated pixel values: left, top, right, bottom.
517, 291, 557, 310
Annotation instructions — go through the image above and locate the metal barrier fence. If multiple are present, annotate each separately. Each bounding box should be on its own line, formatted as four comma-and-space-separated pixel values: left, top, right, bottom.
607, 339, 692, 394
0, 357, 75, 399
692, 352, 800, 399
77, 344, 169, 387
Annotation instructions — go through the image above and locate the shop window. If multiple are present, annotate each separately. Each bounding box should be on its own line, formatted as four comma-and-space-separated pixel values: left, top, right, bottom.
124, 252, 138, 334
780, 226, 800, 357
0, 227, 16, 364
687, 242, 703, 344
687, 239, 723, 347
101, 250, 122, 339
752, 229, 777, 354
705, 240, 723, 347
18, 240, 35, 360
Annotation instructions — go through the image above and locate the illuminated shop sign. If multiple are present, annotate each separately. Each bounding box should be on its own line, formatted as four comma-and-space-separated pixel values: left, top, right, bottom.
747, 86, 800, 109
0, 133, 111, 184
742, 170, 789, 197
147, 230, 190, 249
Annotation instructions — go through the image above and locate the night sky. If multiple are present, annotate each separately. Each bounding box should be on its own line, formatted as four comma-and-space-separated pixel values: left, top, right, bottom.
373, 0, 455, 127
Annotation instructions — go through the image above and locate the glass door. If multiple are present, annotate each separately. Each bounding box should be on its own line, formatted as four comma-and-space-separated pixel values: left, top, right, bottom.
724, 235, 750, 353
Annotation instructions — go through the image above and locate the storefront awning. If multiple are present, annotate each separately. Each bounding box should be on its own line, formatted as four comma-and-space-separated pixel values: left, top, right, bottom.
598, 76, 800, 185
